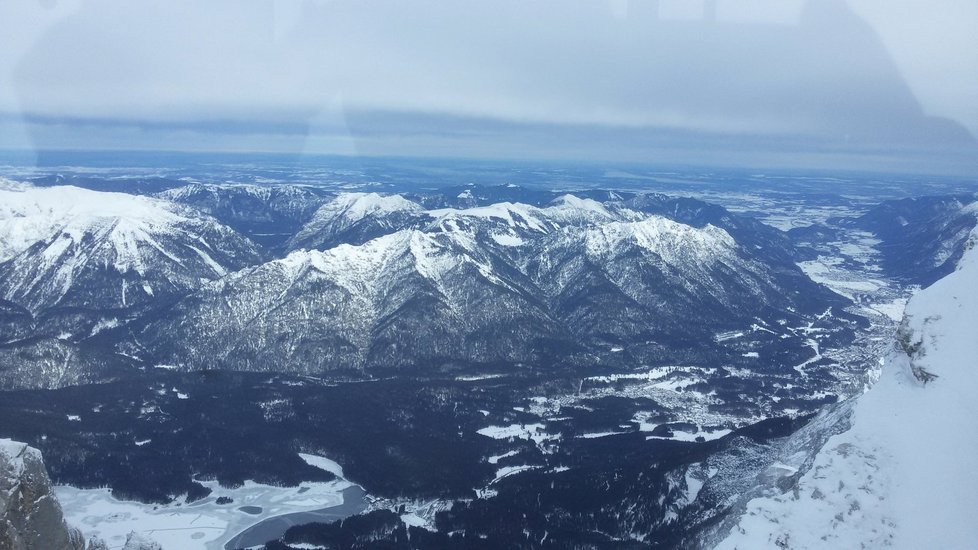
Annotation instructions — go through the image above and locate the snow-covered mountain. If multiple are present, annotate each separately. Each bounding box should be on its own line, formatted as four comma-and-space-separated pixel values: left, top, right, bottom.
0, 182, 857, 394
135, 196, 845, 376
158, 183, 331, 248
408, 183, 568, 211
287, 192, 429, 251
713, 228, 978, 549
852, 193, 978, 285
136, 227, 572, 374
424, 194, 628, 243
525, 216, 813, 347
624, 193, 803, 266
0, 184, 261, 318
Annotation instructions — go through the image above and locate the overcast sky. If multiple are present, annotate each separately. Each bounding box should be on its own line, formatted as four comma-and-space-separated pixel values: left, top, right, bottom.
1, 0, 976, 175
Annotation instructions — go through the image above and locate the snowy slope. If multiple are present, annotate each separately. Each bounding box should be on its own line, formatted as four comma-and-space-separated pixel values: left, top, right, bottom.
0, 184, 185, 262
288, 192, 426, 250
715, 229, 978, 549
531, 217, 773, 324
294, 193, 630, 253
0, 184, 261, 314
427, 201, 557, 235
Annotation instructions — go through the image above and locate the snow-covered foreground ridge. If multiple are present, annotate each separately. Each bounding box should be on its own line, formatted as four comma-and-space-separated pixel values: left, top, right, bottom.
716, 229, 978, 549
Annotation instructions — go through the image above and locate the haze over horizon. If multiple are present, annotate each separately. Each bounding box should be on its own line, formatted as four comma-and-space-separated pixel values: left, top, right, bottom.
2, 0, 977, 176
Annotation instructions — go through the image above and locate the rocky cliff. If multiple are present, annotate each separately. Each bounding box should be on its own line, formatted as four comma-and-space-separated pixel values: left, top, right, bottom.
0, 439, 86, 550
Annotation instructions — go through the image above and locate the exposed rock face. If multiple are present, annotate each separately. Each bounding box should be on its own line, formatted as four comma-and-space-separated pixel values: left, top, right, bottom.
0, 439, 86, 550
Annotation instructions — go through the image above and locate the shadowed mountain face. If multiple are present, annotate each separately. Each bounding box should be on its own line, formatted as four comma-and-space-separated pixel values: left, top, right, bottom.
850, 193, 978, 286
157, 184, 334, 249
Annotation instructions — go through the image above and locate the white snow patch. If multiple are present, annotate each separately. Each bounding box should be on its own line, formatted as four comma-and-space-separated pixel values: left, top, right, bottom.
477, 423, 559, 447
491, 465, 540, 484
400, 513, 427, 528
487, 450, 520, 465
646, 428, 732, 442
576, 431, 628, 439
490, 232, 524, 247
685, 470, 705, 502
298, 453, 345, 479
455, 373, 506, 382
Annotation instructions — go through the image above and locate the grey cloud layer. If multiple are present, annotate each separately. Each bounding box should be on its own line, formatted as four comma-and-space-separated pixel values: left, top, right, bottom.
1, 0, 976, 173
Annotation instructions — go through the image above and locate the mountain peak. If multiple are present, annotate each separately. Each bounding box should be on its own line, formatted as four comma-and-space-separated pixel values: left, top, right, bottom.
0, 185, 260, 314
332, 192, 424, 220
584, 217, 736, 264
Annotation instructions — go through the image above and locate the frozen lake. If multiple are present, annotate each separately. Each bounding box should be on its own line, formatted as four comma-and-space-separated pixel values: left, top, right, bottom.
57, 453, 365, 549
223, 485, 368, 549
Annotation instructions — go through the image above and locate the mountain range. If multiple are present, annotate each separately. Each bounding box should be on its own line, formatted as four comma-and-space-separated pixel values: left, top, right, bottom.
0, 180, 850, 389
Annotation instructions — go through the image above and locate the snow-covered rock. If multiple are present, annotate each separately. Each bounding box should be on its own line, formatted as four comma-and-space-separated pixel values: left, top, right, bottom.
120, 531, 162, 550
425, 195, 626, 238
427, 202, 556, 235
0, 439, 87, 550
715, 229, 978, 549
